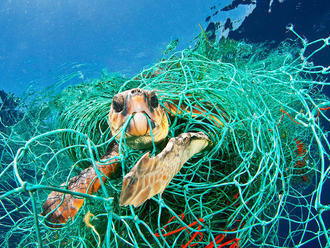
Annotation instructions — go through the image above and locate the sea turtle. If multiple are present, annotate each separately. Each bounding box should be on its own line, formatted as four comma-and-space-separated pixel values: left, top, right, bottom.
42, 88, 224, 226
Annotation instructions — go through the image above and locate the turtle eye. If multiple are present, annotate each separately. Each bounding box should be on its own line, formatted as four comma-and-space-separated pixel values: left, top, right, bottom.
112, 95, 124, 112
150, 94, 159, 108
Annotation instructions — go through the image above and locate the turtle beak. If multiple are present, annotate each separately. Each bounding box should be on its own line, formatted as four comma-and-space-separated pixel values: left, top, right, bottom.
126, 94, 154, 136
128, 112, 150, 136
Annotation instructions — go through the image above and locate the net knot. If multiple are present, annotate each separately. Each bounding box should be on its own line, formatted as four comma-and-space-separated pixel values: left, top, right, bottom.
21, 181, 29, 193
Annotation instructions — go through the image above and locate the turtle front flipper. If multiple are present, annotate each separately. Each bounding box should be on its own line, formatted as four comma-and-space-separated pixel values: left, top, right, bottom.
42, 143, 120, 227
119, 132, 210, 207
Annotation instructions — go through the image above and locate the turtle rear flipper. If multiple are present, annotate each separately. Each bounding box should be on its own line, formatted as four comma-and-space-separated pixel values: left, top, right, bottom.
42, 143, 120, 227
119, 132, 210, 207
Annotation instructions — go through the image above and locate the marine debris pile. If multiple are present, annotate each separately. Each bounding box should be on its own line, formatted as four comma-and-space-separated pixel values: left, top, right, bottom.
0, 30, 329, 247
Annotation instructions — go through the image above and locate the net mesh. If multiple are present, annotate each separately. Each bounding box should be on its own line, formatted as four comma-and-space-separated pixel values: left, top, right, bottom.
0, 28, 329, 248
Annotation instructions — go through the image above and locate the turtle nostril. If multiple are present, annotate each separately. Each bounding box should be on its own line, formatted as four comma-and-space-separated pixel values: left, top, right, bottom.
131, 88, 142, 95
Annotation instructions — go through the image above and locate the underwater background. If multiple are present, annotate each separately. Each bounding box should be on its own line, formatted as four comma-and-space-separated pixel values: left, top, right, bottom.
0, 0, 329, 247
1, 0, 329, 93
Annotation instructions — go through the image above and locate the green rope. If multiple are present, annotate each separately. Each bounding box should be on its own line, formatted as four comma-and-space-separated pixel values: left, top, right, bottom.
0, 29, 329, 247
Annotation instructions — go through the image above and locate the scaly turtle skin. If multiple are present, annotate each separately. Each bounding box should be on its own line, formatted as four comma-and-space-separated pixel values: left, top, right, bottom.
42, 88, 220, 226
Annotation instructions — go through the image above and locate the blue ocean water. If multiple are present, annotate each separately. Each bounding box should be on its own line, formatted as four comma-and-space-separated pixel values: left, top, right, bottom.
0, 0, 253, 95
0, 0, 329, 247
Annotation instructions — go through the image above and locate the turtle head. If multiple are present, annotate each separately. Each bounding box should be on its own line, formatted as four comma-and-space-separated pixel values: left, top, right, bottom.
108, 88, 169, 149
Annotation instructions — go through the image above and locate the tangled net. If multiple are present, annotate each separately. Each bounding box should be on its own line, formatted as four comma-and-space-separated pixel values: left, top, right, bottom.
0, 28, 329, 248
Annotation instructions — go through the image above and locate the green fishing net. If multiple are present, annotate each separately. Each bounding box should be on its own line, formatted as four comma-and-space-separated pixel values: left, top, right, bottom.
0, 28, 329, 248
